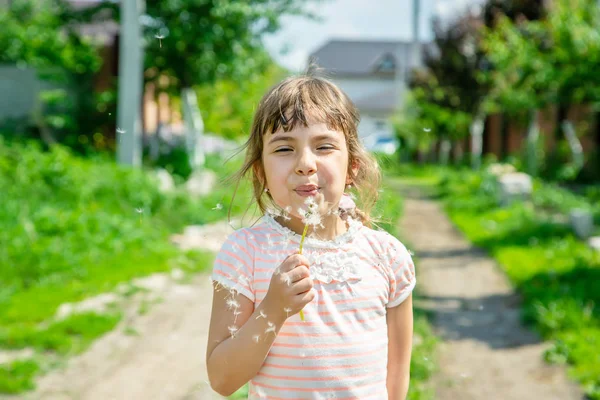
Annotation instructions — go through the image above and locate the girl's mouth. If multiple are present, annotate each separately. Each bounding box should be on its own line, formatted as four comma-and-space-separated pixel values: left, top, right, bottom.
294, 185, 320, 197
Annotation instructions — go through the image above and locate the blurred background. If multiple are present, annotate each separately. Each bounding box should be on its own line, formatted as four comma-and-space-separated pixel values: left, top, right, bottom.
0, 0, 599, 399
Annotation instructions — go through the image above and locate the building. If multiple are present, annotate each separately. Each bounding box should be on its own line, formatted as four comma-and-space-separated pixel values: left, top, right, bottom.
308, 39, 421, 149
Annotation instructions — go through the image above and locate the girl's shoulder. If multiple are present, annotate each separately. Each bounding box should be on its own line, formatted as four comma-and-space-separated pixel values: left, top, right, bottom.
359, 226, 412, 261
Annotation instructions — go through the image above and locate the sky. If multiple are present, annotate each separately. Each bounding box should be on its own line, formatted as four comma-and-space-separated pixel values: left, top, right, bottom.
263, 0, 480, 71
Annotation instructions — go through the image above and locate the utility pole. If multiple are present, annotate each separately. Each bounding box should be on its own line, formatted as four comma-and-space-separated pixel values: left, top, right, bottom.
412, 0, 421, 71
117, 0, 145, 166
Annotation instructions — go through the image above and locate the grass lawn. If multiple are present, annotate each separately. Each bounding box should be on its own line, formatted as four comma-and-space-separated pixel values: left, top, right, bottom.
391, 162, 600, 400
0, 138, 251, 394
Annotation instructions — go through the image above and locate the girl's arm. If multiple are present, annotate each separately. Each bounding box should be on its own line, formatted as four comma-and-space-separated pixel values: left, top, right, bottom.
386, 293, 414, 400
206, 284, 286, 396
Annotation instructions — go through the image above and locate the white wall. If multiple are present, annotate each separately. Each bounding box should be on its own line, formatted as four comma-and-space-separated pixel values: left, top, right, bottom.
358, 114, 395, 145
332, 77, 397, 102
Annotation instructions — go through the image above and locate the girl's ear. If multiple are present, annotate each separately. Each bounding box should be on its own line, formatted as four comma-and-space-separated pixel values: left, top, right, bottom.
346, 159, 360, 184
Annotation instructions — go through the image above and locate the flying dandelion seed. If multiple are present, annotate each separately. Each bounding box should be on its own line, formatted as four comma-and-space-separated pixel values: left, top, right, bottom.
283, 307, 292, 318
252, 334, 260, 343
116, 127, 125, 143
233, 309, 242, 323
155, 34, 165, 48
281, 274, 292, 286
265, 321, 276, 335
135, 207, 144, 223
282, 206, 292, 221
256, 309, 267, 320
423, 127, 432, 132
228, 325, 239, 339
212, 203, 223, 210
226, 298, 240, 310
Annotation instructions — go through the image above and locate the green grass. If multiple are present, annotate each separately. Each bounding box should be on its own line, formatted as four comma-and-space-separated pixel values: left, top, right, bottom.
0, 137, 251, 394
228, 170, 438, 400
397, 163, 600, 399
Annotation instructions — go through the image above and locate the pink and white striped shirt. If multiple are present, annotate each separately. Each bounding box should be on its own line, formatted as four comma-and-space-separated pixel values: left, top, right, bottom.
211, 214, 416, 399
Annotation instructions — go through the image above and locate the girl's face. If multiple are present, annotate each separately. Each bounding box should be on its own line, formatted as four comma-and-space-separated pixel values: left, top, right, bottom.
261, 119, 355, 226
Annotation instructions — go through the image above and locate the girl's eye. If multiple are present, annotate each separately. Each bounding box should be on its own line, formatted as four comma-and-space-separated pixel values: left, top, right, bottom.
318, 145, 334, 151
274, 148, 292, 153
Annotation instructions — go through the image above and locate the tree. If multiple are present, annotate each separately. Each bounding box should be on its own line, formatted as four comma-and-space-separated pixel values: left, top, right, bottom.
480, 0, 600, 178
399, 11, 488, 165
195, 61, 287, 140
0, 0, 109, 152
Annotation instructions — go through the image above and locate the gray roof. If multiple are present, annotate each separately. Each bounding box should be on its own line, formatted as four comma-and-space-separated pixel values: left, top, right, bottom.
309, 39, 414, 76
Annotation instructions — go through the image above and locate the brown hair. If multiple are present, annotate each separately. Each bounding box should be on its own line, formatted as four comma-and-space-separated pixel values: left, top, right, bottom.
230, 67, 381, 228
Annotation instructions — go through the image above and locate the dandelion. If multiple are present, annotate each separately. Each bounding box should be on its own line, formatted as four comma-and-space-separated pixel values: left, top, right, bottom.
252, 334, 261, 343
423, 127, 431, 132
298, 198, 323, 255
212, 203, 223, 210
155, 33, 165, 48
228, 325, 239, 339
283, 307, 292, 318
256, 309, 267, 319
297, 197, 322, 321
265, 321, 276, 335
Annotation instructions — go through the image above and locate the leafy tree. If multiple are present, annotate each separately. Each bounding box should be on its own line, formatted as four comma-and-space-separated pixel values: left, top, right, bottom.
480, 0, 600, 178
77, 0, 319, 94
397, 11, 487, 164
195, 61, 287, 140
0, 0, 110, 153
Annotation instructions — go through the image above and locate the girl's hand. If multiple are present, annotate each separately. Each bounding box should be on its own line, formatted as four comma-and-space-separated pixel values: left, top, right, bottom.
263, 254, 315, 321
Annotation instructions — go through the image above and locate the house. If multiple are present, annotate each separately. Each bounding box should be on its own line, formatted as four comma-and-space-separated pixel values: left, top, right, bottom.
308, 39, 421, 148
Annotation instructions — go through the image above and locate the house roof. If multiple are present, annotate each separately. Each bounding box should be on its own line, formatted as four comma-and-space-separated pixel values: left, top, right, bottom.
309, 39, 414, 76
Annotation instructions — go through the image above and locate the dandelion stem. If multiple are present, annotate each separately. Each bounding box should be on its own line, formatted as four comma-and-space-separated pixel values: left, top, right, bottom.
298, 223, 310, 321
298, 224, 309, 255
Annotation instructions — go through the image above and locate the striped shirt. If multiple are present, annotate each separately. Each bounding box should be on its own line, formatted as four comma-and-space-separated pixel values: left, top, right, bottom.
211, 214, 416, 399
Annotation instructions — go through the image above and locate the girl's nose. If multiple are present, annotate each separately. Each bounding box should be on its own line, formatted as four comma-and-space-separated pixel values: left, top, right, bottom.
295, 150, 317, 175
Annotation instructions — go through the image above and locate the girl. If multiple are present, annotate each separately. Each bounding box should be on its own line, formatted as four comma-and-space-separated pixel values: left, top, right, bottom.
206, 72, 416, 399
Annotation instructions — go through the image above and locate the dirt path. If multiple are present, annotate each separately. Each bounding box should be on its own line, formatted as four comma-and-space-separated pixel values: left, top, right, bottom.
399, 185, 583, 400
5, 221, 237, 400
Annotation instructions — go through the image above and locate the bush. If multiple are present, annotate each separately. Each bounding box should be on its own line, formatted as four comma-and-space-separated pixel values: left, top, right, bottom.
432, 166, 600, 399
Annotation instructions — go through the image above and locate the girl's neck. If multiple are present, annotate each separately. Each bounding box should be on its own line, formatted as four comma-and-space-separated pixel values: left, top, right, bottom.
275, 213, 349, 241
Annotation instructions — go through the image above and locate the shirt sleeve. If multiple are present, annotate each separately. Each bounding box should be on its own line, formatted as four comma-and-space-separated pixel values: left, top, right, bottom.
386, 236, 416, 308
211, 229, 255, 302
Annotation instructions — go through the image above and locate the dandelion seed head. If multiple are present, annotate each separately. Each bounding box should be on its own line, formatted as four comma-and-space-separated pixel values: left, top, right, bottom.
135, 208, 144, 214
116, 127, 126, 134
423, 127, 431, 132
154, 34, 165, 39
